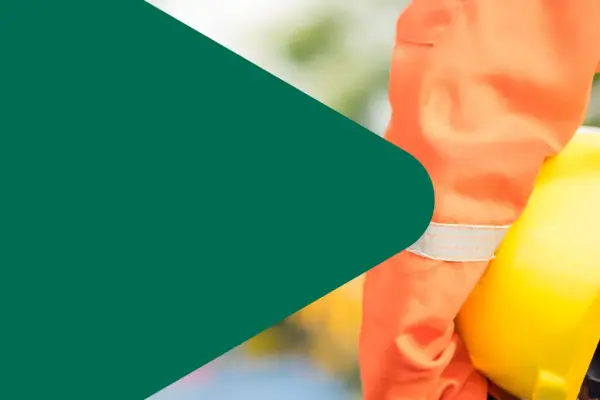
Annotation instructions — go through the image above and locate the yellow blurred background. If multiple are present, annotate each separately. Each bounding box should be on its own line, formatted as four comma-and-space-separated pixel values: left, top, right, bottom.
246, 275, 364, 385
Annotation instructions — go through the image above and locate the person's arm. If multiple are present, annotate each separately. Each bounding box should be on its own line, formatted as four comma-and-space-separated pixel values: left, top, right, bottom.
359, 1, 600, 400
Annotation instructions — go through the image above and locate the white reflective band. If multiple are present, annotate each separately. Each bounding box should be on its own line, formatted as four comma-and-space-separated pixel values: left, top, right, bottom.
407, 222, 511, 262
577, 125, 600, 135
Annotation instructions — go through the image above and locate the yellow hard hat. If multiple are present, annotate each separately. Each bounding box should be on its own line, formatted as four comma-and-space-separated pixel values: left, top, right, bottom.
456, 126, 600, 400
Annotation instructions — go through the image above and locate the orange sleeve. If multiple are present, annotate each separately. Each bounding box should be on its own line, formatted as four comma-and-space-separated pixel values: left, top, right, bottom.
359, 1, 600, 400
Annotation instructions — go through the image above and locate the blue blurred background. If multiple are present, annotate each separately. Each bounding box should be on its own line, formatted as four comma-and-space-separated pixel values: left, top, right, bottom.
155, 353, 352, 400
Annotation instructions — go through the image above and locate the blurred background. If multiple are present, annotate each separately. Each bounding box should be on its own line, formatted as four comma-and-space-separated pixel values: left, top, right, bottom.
146, 1, 600, 398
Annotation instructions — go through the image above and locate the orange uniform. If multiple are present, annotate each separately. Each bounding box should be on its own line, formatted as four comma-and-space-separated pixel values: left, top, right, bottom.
359, 1, 600, 400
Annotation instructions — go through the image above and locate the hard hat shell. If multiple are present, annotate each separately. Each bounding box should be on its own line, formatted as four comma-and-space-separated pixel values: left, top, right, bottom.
456, 126, 600, 400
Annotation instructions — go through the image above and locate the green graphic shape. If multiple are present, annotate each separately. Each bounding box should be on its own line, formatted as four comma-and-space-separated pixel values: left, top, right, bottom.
0, 0, 434, 399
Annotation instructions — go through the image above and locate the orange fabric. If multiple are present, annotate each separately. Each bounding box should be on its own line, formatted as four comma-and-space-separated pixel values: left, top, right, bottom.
359, 1, 600, 400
